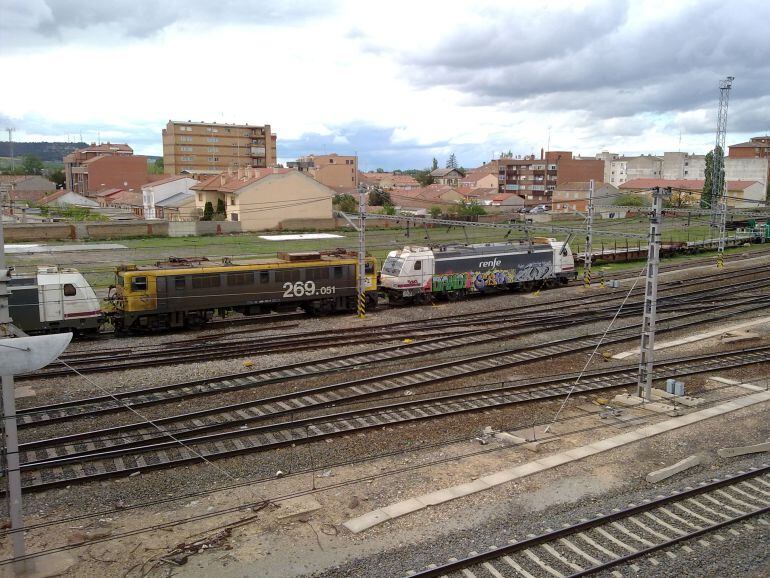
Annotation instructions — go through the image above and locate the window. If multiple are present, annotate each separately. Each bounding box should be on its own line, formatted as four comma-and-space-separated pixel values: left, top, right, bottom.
181, 126, 192, 132
413, 260, 422, 271
131, 276, 147, 291
206, 137, 219, 143
206, 127, 218, 133
207, 147, 219, 153
259, 271, 270, 283
192, 274, 221, 289
231, 213, 239, 222
198, 194, 203, 202
364, 262, 374, 274
230, 197, 235, 205
175, 276, 186, 290
63, 283, 77, 296
227, 272, 253, 286
208, 157, 220, 162
306, 268, 330, 281
275, 269, 300, 283
332, 266, 344, 279
180, 146, 193, 152
329, 158, 334, 163
180, 136, 193, 142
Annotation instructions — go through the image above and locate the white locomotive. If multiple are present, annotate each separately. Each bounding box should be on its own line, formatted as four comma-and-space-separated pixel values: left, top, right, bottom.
8, 267, 102, 334
379, 238, 576, 302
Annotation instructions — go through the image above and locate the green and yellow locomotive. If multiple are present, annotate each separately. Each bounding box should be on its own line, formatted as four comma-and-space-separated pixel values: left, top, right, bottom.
107, 250, 378, 333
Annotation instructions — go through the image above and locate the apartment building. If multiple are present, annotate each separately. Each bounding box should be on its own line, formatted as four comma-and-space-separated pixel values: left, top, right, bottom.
496, 151, 603, 202
286, 153, 357, 192
163, 121, 277, 175
729, 135, 770, 186
63, 143, 135, 193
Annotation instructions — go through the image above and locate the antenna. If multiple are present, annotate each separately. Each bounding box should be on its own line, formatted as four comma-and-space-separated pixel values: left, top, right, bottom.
5, 128, 15, 172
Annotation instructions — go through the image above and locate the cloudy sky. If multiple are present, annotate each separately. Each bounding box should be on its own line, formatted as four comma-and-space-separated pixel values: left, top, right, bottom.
1, 0, 769, 170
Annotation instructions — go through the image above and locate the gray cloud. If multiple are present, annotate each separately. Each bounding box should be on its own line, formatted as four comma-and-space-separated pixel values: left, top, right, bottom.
1, 0, 338, 51
373, 0, 770, 130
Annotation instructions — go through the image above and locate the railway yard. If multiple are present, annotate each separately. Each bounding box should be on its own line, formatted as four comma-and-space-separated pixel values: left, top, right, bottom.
2, 241, 770, 578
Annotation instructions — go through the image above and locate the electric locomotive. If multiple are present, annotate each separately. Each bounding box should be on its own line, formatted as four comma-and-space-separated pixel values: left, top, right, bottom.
107, 250, 378, 333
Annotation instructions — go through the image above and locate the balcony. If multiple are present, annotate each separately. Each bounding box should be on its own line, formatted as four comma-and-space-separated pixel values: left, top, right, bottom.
250, 147, 266, 156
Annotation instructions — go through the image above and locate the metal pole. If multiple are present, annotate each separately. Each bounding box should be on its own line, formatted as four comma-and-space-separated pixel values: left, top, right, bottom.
1, 183, 29, 570
637, 187, 671, 401
583, 179, 594, 287
357, 184, 366, 318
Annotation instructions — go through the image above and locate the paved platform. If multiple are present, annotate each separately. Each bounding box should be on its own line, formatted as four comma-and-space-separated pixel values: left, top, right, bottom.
6, 243, 127, 254
612, 317, 770, 359
343, 389, 770, 534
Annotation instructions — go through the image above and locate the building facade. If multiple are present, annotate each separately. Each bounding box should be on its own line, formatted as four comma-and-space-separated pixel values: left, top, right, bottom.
496, 152, 603, 202
728, 136, 770, 188
287, 153, 358, 191
142, 175, 200, 219
429, 168, 463, 187
63, 143, 134, 193
163, 121, 277, 175
620, 178, 765, 208
191, 168, 334, 231
552, 182, 620, 213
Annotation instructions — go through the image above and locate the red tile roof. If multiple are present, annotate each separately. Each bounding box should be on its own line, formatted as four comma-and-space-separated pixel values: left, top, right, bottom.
191, 168, 293, 193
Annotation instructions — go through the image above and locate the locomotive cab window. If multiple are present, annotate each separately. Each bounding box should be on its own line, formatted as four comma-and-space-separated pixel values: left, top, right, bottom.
332, 266, 344, 279
413, 260, 422, 271
174, 276, 186, 290
364, 262, 374, 274
131, 277, 148, 291
63, 283, 77, 296
259, 271, 270, 284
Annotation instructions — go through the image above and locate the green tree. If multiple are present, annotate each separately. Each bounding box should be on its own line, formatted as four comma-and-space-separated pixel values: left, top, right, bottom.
22, 155, 44, 175
457, 199, 486, 216
701, 146, 724, 208
429, 206, 442, 219
333, 193, 357, 213
375, 168, 384, 173
202, 201, 214, 221
614, 193, 649, 207
431, 158, 438, 171
414, 170, 434, 187
766, 182, 770, 202
368, 187, 392, 206
446, 153, 458, 169
148, 158, 164, 175
48, 168, 66, 189
382, 203, 396, 215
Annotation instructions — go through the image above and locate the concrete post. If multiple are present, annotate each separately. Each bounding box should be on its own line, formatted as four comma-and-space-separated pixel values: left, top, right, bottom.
357, 184, 367, 318
583, 179, 594, 287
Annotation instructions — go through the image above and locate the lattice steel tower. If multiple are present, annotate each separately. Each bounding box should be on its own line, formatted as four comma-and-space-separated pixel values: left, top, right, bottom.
712, 76, 734, 267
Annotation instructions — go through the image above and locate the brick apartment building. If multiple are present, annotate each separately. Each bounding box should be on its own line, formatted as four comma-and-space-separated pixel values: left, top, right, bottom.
496, 151, 604, 203
63, 143, 152, 195
286, 153, 358, 192
163, 120, 277, 175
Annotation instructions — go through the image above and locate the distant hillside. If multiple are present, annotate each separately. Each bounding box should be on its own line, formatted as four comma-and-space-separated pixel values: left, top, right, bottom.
0, 141, 88, 162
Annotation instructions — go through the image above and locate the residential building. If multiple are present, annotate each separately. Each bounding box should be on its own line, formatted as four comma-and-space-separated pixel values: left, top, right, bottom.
39, 190, 99, 208
552, 182, 620, 213
163, 120, 277, 175
190, 167, 334, 231
95, 188, 143, 208
287, 153, 358, 191
141, 175, 200, 219
727, 135, 769, 187
63, 143, 134, 192
459, 164, 499, 189
725, 157, 769, 189
155, 192, 198, 221
429, 168, 463, 187
662, 152, 706, 180
359, 172, 420, 191
496, 151, 603, 202
0, 175, 56, 203
620, 179, 765, 208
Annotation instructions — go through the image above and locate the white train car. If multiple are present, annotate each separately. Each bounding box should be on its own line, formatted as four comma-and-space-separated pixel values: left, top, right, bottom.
380, 238, 575, 302
8, 267, 101, 334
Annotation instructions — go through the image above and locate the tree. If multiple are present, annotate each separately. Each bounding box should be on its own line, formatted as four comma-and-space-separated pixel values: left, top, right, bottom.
148, 158, 164, 174
48, 168, 66, 189
429, 206, 443, 219
766, 182, 770, 202
701, 146, 724, 208
375, 168, 385, 173
457, 199, 486, 216
382, 203, 396, 215
414, 170, 434, 187
613, 193, 649, 207
22, 155, 43, 175
368, 187, 392, 206
665, 189, 696, 208
215, 198, 227, 220
446, 153, 458, 169
431, 158, 438, 171
202, 201, 214, 221
333, 193, 357, 213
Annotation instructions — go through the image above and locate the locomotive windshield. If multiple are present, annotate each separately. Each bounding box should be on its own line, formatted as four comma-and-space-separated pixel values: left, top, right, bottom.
382, 257, 405, 276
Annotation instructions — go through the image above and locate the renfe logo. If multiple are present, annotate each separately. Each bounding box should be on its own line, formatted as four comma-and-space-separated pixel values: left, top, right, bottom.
478, 258, 502, 268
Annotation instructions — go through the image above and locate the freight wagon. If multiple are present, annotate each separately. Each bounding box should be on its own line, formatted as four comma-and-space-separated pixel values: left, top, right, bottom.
107, 250, 378, 333
379, 238, 575, 303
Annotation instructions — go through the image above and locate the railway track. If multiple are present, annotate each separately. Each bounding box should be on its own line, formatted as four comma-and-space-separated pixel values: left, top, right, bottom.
17, 287, 770, 429
29, 265, 770, 377
15, 344, 770, 491
407, 464, 770, 577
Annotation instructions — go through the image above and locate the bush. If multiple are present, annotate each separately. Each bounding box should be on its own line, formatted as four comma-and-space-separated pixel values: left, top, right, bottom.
429, 206, 442, 219
333, 194, 357, 213
216, 198, 226, 217
202, 201, 214, 221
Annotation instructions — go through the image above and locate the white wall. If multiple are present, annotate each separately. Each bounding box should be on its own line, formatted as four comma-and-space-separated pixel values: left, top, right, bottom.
725, 158, 768, 189
143, 177, 199, 219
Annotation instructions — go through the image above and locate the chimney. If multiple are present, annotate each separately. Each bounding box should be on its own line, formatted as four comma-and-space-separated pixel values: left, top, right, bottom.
219, 174, 226, 186
540, 147, 544, 160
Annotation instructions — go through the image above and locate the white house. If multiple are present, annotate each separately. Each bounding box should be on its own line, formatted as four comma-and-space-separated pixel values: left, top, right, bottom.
142, 175, 199, 219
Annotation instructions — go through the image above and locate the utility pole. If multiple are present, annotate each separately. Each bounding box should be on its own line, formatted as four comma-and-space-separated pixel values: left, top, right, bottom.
357, 184, 367, 318
6, 128, 15, 172
637, 187, 672, 402
711, 76, 734, 268
583, 179, 594, 287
